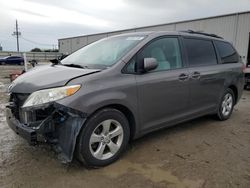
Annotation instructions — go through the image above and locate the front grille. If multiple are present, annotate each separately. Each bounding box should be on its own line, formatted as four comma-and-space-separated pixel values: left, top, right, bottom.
9, 93, 30, 120
35, 107, 55, 121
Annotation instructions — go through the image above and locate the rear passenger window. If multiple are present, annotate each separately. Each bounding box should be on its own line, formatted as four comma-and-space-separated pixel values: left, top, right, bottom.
184, 38, 217, 66
215, 41, 238, 63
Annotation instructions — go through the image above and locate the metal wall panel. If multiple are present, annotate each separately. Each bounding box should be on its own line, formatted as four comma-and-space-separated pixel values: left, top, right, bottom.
135, 24, 175, 32
203, 15, 236, 44
176, 15, 236, 43
120, 29, 136, 34
58, 12, 250, 64
235, 13, 250, 63
87, 34, 107, 44
176, 20, 204, 32
71, 37, 88, 52
107, 32, 123, 37
59, 39, 72, 54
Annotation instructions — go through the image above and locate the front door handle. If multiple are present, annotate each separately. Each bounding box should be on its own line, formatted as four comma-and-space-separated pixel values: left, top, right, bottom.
179, 73, 189, 81
191, 71, 201, 80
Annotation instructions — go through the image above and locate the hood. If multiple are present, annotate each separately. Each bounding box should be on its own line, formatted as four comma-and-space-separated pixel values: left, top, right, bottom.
9, 64, 100, 93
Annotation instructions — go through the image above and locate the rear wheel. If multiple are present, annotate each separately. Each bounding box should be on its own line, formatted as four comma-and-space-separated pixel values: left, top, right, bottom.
76, 108, 130, 168
216, 88, 235, 121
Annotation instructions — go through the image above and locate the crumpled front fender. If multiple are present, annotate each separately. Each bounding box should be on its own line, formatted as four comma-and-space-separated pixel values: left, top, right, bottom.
54, 112, 86, 163
8, 101, 87, 163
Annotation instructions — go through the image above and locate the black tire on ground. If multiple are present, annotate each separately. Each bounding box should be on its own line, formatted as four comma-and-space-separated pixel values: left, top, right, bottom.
76, 108, 130, 168
20, 62, 24, 66
244, 85, 248, 90
216, 88, 235, 121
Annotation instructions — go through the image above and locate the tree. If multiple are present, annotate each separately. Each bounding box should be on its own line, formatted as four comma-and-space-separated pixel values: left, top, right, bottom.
31, 48, 42, 52
44, 49, 59, 52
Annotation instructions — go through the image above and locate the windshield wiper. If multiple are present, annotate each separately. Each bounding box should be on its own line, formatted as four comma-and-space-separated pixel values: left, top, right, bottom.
50, 59, 62, 66
63, 63, 89, 69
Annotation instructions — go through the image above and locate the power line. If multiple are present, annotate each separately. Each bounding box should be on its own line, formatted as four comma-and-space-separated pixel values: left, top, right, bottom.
11, 20, 57, 49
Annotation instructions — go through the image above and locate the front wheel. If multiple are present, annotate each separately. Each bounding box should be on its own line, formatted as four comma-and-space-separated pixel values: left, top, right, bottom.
216, 88, 235, 121
76, 108, 130, 168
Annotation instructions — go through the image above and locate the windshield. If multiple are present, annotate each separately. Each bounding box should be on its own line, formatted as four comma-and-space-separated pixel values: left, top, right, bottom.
61, 35, 146, 69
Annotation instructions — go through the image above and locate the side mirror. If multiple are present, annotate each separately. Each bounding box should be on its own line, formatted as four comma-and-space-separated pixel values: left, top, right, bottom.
143, 58, 158, 72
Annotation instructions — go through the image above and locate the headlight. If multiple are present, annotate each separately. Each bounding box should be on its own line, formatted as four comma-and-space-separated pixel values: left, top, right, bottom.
22, 85, 81, 108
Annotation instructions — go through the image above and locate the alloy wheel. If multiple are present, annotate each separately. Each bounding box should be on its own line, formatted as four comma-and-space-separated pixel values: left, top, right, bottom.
221, 93, 233, 117
89, 119, 124, 160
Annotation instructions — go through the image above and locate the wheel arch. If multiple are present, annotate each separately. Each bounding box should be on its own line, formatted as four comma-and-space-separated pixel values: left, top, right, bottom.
87, 103, 137, 141
228, 84, 238, 104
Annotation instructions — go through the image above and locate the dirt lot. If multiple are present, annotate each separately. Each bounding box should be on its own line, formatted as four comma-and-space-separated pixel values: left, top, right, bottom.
0, 65, 250, 188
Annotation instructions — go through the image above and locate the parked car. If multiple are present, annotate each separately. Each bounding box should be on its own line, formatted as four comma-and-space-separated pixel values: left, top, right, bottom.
0, 56, 24, 65
6, 31, 244, 167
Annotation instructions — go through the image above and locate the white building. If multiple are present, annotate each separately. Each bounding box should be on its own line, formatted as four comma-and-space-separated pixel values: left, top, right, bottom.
58, 11, 250, 64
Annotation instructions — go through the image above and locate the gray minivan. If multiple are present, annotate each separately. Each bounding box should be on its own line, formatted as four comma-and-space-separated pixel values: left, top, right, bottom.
6, 31, 244, 167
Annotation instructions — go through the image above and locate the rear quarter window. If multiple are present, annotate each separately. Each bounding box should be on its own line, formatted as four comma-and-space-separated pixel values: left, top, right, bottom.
214, 41, 239, 63
183, 38, 217, 67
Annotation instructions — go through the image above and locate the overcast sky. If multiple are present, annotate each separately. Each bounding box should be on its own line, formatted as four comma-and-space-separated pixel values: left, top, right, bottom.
0, 0, 250, 51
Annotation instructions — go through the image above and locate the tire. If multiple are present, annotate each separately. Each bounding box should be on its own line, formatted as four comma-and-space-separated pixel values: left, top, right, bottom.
20, 62, 24, 66
76, 108, 130, 168
216, 88, 235, 121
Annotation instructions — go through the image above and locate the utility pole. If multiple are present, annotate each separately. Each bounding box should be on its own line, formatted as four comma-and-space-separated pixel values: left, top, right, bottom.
12, 20, 21, 52
16, 20, 19, 52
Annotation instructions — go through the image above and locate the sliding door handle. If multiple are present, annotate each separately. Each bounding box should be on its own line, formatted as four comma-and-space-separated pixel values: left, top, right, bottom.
179, 73, 189, 81
191, 71, 201, 80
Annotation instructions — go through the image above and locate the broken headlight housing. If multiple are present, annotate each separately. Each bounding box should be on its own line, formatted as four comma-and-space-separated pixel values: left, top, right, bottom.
22, 85, 81, 108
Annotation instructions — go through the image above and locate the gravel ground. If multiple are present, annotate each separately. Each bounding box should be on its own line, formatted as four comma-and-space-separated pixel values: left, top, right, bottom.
0, 65, 250, 188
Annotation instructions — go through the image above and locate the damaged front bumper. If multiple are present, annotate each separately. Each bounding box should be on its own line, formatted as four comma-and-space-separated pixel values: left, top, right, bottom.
6, 101, 86, 163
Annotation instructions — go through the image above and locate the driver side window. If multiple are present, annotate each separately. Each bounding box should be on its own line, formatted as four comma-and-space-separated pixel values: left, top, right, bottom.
124, 37, 183, 73
138, 37, 182, 72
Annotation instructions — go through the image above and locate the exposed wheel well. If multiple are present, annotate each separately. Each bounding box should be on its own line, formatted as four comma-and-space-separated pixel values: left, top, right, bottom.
90, 104, 136, 140
228, 85, 238, 104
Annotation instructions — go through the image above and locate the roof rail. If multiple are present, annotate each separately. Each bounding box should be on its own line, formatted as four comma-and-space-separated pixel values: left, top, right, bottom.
180, 30, 223, 39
